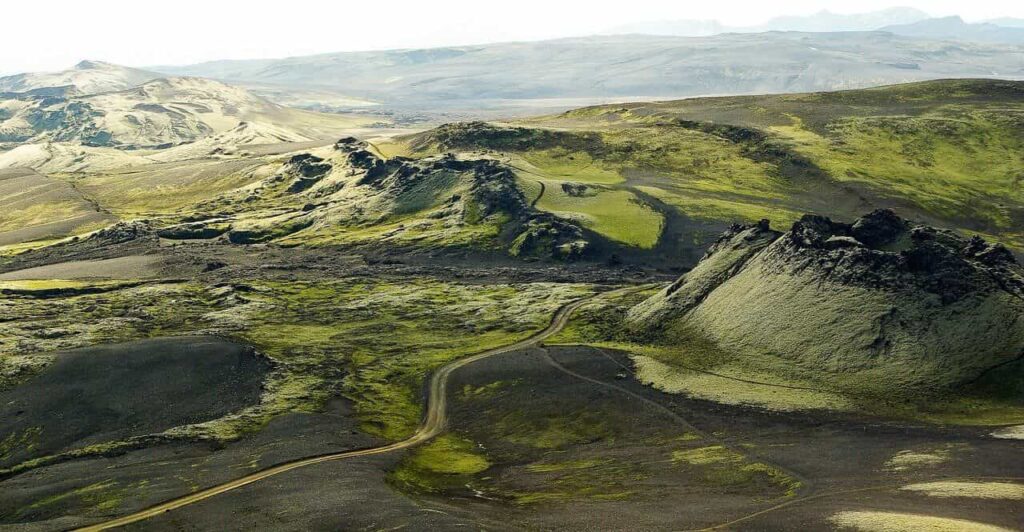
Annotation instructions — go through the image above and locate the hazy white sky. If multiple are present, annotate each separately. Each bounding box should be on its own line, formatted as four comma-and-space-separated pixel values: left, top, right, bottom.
2, 0, 1022, 75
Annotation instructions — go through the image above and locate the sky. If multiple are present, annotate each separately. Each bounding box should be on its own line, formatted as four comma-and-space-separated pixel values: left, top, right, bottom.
2, 0, 1022, 75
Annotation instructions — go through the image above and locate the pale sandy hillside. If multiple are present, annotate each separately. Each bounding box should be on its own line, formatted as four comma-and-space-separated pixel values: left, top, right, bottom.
0, 76, 376, 149
0, 61, 160, 96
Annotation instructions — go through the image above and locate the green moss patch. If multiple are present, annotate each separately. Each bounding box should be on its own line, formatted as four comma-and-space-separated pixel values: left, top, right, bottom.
387, 434, 490, 494
672, 445, 801, 497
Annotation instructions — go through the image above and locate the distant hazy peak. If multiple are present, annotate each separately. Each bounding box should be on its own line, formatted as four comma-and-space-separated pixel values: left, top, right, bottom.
882, 15, 1024, 44
986, 17, 1024, 28
73, 60, 118, 70
603, 6, 931, 36
0, 60, 161, 96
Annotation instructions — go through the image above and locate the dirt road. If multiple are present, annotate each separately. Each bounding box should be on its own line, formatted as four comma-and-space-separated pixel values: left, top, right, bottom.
77, 286, 646, 531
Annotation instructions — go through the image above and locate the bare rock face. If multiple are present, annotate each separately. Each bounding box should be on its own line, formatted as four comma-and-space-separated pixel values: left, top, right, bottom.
629, 210, 1024, 395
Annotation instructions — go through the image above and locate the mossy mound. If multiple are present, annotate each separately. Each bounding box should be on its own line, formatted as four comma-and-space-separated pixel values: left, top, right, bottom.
629, 210, 1024, 398
237, 138, 599, 259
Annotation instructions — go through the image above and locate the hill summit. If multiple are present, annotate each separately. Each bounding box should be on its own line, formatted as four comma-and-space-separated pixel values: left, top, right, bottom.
0, 60, 160, 96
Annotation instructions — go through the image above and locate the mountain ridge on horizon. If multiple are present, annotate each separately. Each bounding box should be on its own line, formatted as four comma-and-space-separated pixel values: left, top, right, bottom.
603, 6, 932, 36
148, 31, 1024, 114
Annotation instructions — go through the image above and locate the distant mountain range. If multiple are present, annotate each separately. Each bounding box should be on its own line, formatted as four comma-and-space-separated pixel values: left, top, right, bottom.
153, 32, 1024, 113
5, 14, 1024, 124
605, 8, 1024, 46
605, 7, 931, 36
985, 17, 1024, 28
882, 16, 1024, 44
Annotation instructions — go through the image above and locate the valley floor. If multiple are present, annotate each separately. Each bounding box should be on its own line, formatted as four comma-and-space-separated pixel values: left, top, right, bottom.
0, 246, 1021, 530
2, 342, 1021, 530
2, 78, 1024, 530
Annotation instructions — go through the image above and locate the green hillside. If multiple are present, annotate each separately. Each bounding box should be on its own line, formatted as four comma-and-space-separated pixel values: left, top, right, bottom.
5, 80, 1022, 267
396, 79, 1024, 261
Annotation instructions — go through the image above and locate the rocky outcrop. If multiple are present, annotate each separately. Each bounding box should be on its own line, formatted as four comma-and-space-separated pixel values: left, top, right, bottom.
156, 221, 230, 240
509, 214, 589, 260
331, 139, 595, 260
761, 210, 1024, 303
281, 154, 332, 193
407, 122, 599, 153
89, 220, 156, 244
629, 210, 1024, 395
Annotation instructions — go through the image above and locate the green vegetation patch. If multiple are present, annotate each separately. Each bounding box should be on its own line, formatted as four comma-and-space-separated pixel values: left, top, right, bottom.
532, 183, 663, 248
15, 478, 147, 518
459, 380, 513, 401
672, 445, 801, 497
0, 277, 593, 477
495, 410, 614, 450
239, 279, 594, 441
510, 457, 640, 504
518, 148, 623, 185
773, 112, 1024, 239
388, 434, 490, 494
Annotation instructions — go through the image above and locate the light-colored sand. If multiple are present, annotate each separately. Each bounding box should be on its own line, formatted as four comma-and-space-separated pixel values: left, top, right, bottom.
900, 481, 1024, 500
829, 511, 1014, 532
0, 255, 165, 280
991, 425, 1024, 440
884, 447, 958, 472
631, 354, 852, 412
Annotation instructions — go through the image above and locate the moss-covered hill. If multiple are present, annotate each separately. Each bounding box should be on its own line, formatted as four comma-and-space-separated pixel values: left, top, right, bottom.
393, 79, 1024, 262
629, 210, 1024, 410
5, 80, 1022, 266
150, 138, 596, 260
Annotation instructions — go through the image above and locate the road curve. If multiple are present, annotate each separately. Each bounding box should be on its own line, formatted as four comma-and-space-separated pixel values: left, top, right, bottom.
77, 285, 647, 531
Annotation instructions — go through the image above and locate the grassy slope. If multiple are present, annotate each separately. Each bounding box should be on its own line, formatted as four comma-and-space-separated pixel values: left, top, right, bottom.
547, 284, 1024, 426
0, 169, 115, 247
539, 79, 1024, 248
390, 80, 1024, 257
0, 278, 592, 460
10, 80, 1020, 261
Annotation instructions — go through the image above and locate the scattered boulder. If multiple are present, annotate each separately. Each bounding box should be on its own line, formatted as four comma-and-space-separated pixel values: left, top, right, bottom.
850, 208, 909, 248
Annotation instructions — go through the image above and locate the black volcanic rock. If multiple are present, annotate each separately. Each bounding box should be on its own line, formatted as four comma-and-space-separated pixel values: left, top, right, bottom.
282, 154, 332, 193
850, 209, 909, 248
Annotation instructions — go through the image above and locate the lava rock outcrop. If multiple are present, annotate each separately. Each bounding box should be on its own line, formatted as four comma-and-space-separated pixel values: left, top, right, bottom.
333, 138, 593, 260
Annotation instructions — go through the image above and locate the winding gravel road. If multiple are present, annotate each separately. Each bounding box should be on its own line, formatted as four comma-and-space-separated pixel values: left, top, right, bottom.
77, 286, 646, 531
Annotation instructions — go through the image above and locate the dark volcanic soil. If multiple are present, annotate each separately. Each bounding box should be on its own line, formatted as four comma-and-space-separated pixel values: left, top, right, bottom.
434, 346, 1024, 530
0, 337, 269, 470
2, 342, 1023, 530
